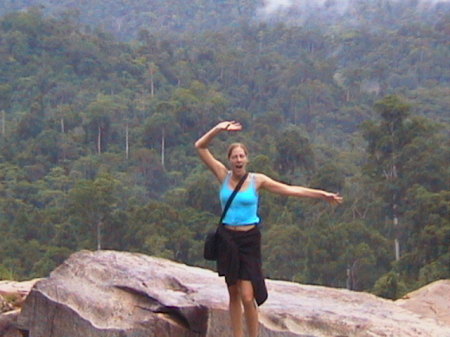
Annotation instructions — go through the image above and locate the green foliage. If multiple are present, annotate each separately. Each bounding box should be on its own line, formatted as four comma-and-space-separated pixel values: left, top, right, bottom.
310, 162, 345, 193
0, 264, 16, 280
302, 220, 390, 290
372, 271, 407, 300
276, 125, 315, 176
0, 3, 448, 301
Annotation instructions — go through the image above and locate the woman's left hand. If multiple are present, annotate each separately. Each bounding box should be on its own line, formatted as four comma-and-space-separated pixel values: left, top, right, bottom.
323, 192, 343, 205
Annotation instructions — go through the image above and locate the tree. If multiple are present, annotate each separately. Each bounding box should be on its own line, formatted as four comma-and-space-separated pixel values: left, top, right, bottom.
361, 95, 411, 261
0, 84, 12, 137
399, 186, 450, 288
362, 94, 449, 279
129, 148, 168, 197
303, 220, 390, 290
309, 162, 345, 193
275, 125, 315, 176
372, 271, 407, 299
67, 173, 120, 250
142, 103, 181, 168
83, 94, 127, 154
263, 223, 307, 281
16, 98, 45, 140
185, 172, 221, 215
125, 200, 182, 259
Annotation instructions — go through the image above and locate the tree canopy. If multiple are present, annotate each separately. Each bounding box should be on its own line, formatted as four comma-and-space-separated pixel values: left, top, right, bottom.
0, 2, 448, 298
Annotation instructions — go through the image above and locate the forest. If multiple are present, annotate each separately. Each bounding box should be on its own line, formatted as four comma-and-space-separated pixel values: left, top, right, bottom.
0, 0, 449, 299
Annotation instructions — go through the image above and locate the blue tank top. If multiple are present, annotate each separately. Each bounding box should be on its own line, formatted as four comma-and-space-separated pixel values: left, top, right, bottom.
219, 172, 260, 226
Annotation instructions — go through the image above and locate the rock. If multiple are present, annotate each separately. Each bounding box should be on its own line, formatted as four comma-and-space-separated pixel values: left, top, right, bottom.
14, 250, 450, 337
0, 280, 40, 297
0, 310, 22, 337
396, 279, 450, 326
0, 279, 40, 337
0, 279, 41, 312
261, 281, 450, 337
0, 296, 14, 314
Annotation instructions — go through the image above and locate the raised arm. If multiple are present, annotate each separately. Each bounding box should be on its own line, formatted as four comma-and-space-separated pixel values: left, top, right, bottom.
194, 121, 242, 182
256, 173, 343, 206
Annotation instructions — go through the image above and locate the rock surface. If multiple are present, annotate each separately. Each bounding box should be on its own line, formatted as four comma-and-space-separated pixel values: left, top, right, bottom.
396, 279, 450, 326
0, 279, 40, 337
0, 310, 21, 337
0, 279, 40, 312
7, 250, 450, 337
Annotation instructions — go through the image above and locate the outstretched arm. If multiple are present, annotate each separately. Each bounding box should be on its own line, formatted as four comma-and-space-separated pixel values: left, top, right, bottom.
256, 173, 343, 206
194, 121, 242, 182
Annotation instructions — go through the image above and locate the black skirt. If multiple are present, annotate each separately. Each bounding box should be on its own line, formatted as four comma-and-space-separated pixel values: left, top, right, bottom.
216, 225, 268, 306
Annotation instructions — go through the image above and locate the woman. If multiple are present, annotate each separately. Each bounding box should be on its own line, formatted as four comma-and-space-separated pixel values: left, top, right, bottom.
195, 121, 343, 337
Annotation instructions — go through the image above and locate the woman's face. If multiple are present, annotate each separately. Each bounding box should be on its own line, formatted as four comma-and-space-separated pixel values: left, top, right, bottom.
228, 146, 248, 175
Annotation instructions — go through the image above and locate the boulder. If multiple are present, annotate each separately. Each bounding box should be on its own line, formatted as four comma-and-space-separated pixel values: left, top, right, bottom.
396, 279, 450, 326
12, 250, 450, 337
0, 310, 21, 337
0, 279, 40, 337
0, 279, 40, 313
0, 296, 14, 314
0, 280, 40, 297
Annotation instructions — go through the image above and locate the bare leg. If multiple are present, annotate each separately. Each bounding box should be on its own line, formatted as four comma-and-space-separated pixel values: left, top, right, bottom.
239, 280, 259, 337
228, 284, 244, 337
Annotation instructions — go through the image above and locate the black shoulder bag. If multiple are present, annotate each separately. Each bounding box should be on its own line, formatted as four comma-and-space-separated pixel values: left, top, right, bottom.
203, 173, 249, 260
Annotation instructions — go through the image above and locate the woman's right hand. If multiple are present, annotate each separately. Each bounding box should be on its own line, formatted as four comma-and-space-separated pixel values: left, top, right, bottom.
216, 121, 242, 132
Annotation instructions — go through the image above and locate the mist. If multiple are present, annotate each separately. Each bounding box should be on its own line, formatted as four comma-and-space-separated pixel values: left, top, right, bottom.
258, 0, 450, 17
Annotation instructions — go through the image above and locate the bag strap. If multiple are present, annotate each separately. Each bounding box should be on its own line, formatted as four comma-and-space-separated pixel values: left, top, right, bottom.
219, 173, 249, 225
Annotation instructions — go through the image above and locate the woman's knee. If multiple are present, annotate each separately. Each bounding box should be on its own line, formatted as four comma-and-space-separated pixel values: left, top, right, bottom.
239, 281, 255, 305
228, 284, 241, 301
240, 293, 255, 306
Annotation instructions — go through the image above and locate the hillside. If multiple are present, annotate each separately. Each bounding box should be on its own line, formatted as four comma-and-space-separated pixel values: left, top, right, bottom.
0, 0, 448, 298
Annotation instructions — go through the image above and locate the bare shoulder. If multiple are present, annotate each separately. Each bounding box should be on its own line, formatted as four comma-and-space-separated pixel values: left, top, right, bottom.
253, 172, 292, 195
252, 172, 271, 190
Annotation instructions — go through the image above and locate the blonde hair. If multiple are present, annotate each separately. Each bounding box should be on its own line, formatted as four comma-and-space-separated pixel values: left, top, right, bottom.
227, 143, 249, 159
